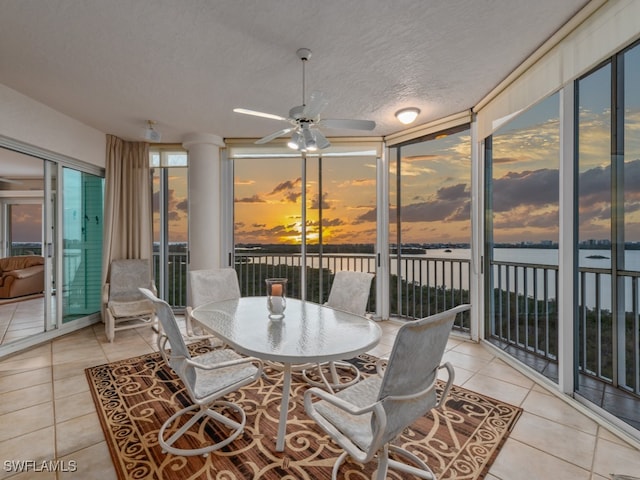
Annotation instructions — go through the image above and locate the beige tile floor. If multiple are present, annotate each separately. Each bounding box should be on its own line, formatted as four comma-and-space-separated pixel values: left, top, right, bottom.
0, 318, 639, 479
0, 297, 47, 345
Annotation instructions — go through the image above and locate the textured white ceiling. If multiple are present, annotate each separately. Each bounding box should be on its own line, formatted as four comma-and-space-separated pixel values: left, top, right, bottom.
0, 0, 589, 149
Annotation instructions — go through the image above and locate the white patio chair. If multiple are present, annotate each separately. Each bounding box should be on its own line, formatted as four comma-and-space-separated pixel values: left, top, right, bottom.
103, 258, 157, 342
302, 270, 374, 391
185, 268, 240, 342
304, 303, 471, 480
139, 288, 263, 457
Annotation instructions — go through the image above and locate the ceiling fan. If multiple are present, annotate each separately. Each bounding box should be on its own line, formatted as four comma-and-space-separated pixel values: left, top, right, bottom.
233, 48, 376, 152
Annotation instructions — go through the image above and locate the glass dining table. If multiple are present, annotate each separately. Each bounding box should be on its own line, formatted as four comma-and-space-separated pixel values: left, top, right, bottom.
191, 296, 382, 452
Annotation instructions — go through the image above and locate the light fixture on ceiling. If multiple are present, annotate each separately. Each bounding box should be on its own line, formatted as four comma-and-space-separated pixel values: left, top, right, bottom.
287, 131, 301, 150
301, 125, 317, 152
395, 107, 420, 125
143, 120, 162, 142
287, 123, 319, 153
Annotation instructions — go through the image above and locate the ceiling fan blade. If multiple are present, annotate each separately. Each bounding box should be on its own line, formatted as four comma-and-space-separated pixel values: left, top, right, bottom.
321, 118, 376, 131
313, 129, 331, 149
233, 108, 288, 122
255, 127, 295, 144
303, 91, 329, 119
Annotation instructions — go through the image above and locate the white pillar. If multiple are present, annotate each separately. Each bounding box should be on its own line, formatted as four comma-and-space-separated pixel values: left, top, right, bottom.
558, 84, 576, 395
182, 133, 225, 271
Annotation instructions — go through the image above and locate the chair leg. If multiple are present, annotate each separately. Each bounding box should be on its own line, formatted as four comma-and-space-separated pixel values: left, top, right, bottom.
374, 445, 390, 480
105, 310, 115, 342
302, 361, 361, 392
159, 400, 247, 457
387, 445, 435, 479
331, 451, 349, 480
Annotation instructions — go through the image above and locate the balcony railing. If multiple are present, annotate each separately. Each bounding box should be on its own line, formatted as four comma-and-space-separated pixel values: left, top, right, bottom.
488, 260, 640, 397
153, 251, 471, 329
154, 251, 639, 396
393, 255, 471, 330
489, 260, 559, 363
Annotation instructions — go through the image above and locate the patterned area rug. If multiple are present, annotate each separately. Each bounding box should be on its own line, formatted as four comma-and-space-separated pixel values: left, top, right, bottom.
86, 344, 522, 479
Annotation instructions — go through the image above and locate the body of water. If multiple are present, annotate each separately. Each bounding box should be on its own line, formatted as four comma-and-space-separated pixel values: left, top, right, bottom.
238, 247, 640, 311
319, 248, 635, 311
415, 247, 639, 311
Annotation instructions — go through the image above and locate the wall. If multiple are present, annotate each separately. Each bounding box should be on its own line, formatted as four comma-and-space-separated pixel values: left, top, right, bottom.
476, 0, 640, 139
0, 83, 105, 167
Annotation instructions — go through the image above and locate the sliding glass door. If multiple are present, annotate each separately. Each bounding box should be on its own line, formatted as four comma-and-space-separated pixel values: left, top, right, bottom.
0, 140, 105, 354
0, 154, 46, 344
61, 168, 104, 323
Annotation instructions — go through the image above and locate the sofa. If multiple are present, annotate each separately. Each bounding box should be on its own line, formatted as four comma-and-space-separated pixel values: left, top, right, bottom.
0, 255, 45, 299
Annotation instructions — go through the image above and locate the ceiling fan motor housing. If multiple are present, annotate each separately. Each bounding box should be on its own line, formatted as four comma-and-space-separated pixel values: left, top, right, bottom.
296, 48, 312, 61
289, 105, 306, 120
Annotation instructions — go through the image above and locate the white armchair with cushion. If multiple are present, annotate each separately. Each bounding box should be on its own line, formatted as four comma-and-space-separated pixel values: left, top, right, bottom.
185, 268, 241, 341
305, 303, 471, 480
139, 288, 263, 457
102, 258, 157, 342
302, 270, 374, 391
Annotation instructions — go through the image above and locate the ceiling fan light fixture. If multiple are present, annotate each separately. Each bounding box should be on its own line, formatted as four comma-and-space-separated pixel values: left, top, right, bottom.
288, 131, 301, 150
395, 107, 420, 125
302, 127, 317, 152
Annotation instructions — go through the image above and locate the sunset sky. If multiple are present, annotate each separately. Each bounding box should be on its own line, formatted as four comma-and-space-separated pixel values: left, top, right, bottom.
150, 93, 640, 248
142, 58, 640, 250
233, 155, 377, 245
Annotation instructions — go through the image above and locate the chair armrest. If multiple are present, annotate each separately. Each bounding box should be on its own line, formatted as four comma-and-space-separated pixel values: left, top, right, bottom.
304, 386, 380, 417
435, 362, 455, 408
185, 355, 263, 374
304, 386, 387, 464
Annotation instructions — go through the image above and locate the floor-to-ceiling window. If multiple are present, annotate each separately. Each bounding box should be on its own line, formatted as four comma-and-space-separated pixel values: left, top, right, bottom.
233, 154, 304, 298
388, 125, 471, 328
231, 144, 379, 310
150, 148, 189, 308
575, 40, 640, 431
306, 152, 378, 305
485, 93, 561, 383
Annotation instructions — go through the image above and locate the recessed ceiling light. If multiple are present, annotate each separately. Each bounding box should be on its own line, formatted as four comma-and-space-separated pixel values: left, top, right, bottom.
395, 107, 420, 125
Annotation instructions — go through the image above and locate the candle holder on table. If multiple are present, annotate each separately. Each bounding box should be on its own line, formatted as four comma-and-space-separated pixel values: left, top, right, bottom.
265, 278, 287, 319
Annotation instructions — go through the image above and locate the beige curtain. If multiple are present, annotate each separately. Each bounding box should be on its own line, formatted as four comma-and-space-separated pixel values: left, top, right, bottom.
102, 135, 152, 284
